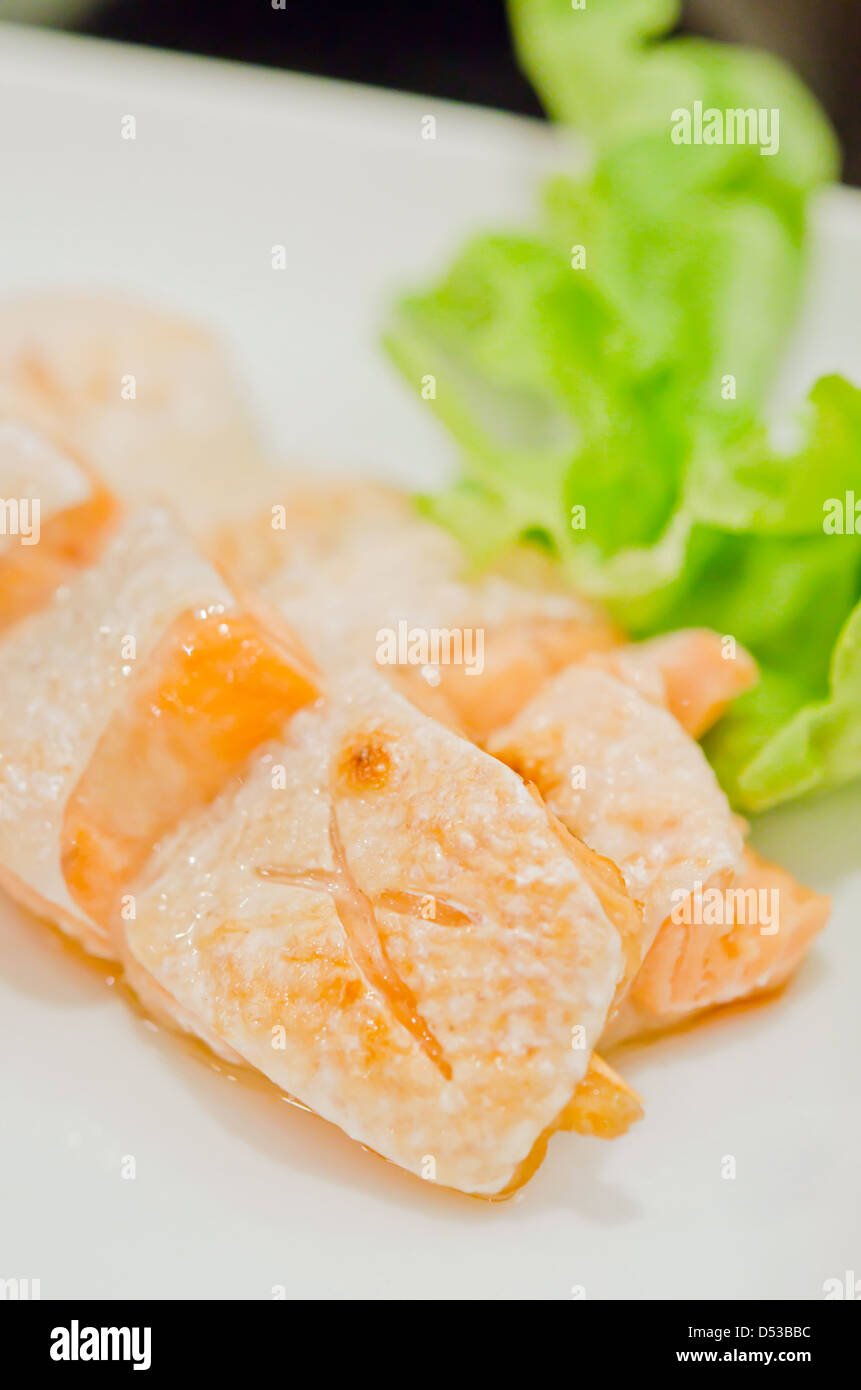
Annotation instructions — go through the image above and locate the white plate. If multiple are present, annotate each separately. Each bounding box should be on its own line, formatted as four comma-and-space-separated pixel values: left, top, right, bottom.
0, 22, 859, 1301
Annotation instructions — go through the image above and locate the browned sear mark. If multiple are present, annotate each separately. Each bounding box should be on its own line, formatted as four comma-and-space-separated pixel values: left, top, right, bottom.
336, 734, 393, 793
256, 802, 467, 1080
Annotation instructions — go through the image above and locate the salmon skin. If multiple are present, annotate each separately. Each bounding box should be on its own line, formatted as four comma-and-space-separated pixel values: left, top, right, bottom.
489, 664, 746, 946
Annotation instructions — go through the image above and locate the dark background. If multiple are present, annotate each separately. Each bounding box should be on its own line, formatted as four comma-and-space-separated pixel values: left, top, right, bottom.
69, 0, 861, 184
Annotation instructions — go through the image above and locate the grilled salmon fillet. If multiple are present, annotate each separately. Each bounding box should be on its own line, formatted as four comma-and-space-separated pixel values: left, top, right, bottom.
122, 667, 630, 1194
0, 438, 641, 1192
0, 441, 827, 1189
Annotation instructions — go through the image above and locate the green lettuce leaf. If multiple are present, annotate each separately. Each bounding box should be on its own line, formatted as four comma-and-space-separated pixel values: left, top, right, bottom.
383, 0, 859, 811
707, 600, 861, 809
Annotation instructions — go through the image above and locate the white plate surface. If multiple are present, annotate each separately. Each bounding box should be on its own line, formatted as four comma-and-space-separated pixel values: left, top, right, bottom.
0, 22, 859, 1300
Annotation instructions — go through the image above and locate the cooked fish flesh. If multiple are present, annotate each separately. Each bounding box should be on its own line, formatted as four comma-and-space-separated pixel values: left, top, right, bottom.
0, 500, 316, 954
0, 444, 643, 1192
217, 480, 619, 739
0, 295, 276, 535
122, 666, 633, 1194
0, 418, 117, 629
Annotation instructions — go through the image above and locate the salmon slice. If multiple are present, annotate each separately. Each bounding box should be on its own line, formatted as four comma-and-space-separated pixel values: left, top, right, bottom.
0, 507, 316, 955
585, 629, 758, 738
0, 294, 276, 535
62, 607, 317, 931
216, 481, 619, 739
0, 420, 118, 629
489, 665, 829, 1043
122, 668, 630, 1195
488, 665, 745, 962
613, 847, 830, 1036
